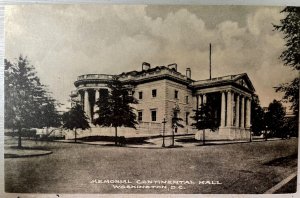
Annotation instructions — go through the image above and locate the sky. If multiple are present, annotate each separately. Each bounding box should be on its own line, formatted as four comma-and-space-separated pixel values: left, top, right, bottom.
4, 4, 298, 111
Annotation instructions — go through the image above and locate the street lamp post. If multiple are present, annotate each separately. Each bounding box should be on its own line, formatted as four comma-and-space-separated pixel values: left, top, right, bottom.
172, 124, 177, 147
265, 126, 268, 141
162, 118, 166, 147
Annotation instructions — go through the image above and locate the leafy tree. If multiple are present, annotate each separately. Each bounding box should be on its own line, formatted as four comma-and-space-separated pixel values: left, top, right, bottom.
62, 104, 90, 142
93, 77, 138, 145
275, 78, 299, 138
38, 98, 62, 137
265, 100, 286, 138
273, 7, 300, 70
251, 95, 266, 136
275, 78, 299, 115
4, 59, 16, 130
191, 101, 218, 145
170, 109, 184, 146
273, 7, 299, 137
5, 56, 55, 148
284, 116, 298, 137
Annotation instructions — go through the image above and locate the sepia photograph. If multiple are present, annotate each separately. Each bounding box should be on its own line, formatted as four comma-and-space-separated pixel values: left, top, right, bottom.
2, 2, 299, 196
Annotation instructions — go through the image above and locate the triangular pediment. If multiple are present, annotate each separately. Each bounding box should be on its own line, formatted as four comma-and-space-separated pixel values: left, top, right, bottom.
236, 78, 249, 89
233, 74, 255, 92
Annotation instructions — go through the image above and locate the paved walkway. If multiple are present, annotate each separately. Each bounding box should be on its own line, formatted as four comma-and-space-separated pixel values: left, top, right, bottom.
5, 146, 53, 158
55, 136, 289, 149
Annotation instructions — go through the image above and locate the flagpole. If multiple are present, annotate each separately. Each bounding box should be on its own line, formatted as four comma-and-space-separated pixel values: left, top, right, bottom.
209, 43, 212, 80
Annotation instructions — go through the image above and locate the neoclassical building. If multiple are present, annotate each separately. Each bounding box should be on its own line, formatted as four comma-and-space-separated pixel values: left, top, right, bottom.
70, 62, 255, 140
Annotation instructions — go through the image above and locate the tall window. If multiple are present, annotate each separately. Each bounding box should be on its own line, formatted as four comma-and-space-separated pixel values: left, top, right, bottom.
185, 96, 189, 104
186, 112, 189, 125
175, 90, 178, 99
151, 110, 157, 121
152, 89, 157, 97
138, 111, 143, 122
138, 91, 143, 99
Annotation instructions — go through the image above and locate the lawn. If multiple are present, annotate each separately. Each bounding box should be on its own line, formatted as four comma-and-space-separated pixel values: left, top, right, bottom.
4, 137, 298, 194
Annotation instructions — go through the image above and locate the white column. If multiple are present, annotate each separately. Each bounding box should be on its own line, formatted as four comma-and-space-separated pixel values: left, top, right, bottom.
240, 96, 245, 128
246, 97, 251, 128
95, 89, 100, 103
220, 91, 226, 127
94, 89, 100, 119
81, 92, 85, 107
235, 95, 240, 127
199, 95, 203, 106
84, 90, 91, 121
226, 91, 232, 127
203, 94, 207, 104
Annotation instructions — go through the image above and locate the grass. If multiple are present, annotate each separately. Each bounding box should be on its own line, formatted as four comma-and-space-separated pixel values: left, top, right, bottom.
4, 137, 298, 194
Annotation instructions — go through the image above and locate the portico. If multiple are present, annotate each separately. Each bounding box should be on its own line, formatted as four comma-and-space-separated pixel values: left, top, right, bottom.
193, 73, 254, 140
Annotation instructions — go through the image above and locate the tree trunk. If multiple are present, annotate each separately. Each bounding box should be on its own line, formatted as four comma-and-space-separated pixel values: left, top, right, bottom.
18, 127, 22, 148
172, 128, 175, 146
265, 130, 267, 141
115, 127, 118, 145
75, 129, 77, 143
46, 127, 49, 142
203, 129, 205, 145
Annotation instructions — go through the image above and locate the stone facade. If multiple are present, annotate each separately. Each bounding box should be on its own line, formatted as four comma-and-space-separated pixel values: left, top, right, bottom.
70, 62, 255, 140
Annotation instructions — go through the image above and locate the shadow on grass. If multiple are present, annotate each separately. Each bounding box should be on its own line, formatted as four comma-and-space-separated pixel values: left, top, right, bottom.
195, 142, 248, 146
101, 144, 127, 147
78, 136, 153, 145
101, 141, 156, 147
175, 138, 200, 143
166, 145, 183, 148
263, 153, 298, 167
176, 137, 254, 146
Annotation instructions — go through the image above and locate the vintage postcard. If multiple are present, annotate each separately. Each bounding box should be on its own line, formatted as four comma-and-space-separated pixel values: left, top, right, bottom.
2, 2, 299, 197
